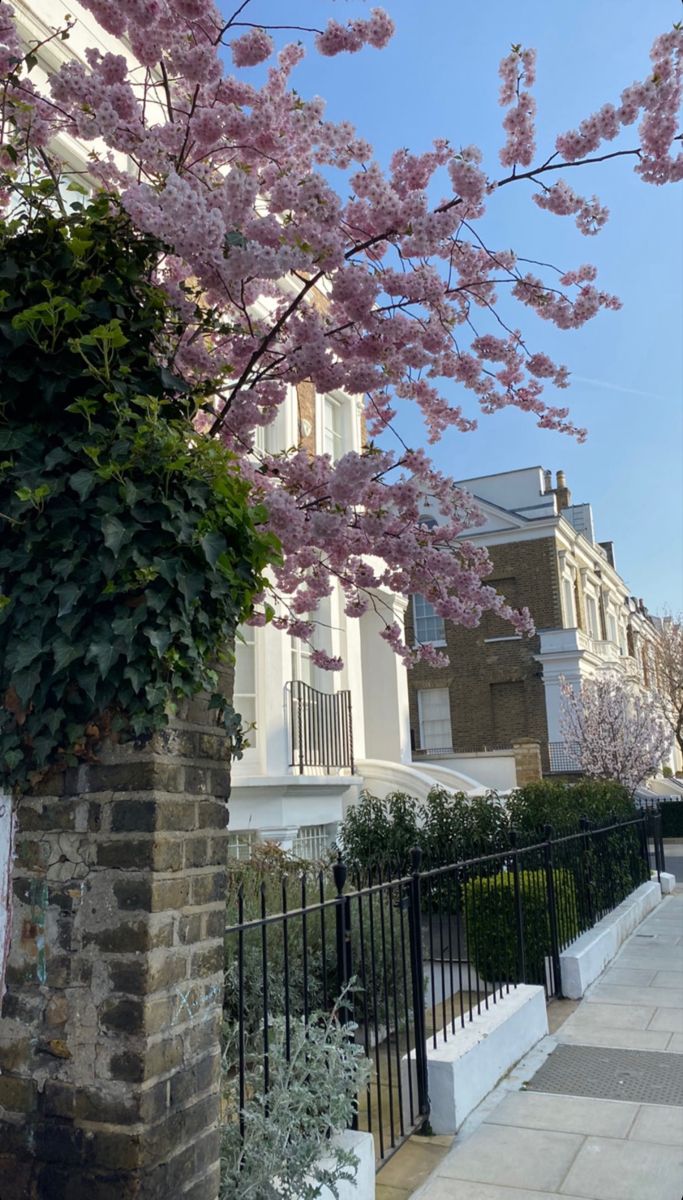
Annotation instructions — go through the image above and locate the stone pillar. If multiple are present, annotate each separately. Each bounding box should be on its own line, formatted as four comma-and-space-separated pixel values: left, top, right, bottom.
0, 717, 230, 1200
512, 739, 543, 786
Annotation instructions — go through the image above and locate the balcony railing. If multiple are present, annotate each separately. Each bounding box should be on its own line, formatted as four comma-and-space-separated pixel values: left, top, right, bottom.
288, 680, 354, 775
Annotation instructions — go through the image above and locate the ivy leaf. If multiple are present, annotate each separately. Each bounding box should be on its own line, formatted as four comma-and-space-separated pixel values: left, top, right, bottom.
200, 531, 228, 568
86, 639, 121, 677
53, 640, 82, 673
70, 470, 96, 501
178, 572, 204, 606
146, 628, 172, 657
55, 581, 81, 617
8, 635, 42, 672
13, 664, 41, 705
102, 514, 128, 557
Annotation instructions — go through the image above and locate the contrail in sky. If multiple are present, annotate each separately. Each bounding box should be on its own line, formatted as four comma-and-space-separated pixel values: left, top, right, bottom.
572, 375, 670, 402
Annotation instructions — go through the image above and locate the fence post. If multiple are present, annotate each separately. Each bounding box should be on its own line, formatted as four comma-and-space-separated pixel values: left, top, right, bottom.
408, 847, 430, 1128
579, 816, 595, 927
655, 809, 666, 878
509, 829, 526, 984
646, 808, 662, 882
543, 825, 563, 998
333, 855, 353, 1018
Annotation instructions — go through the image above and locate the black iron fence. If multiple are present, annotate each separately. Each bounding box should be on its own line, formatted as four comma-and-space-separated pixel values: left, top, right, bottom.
287, 679, 354, 774
223, 811, 664, 1173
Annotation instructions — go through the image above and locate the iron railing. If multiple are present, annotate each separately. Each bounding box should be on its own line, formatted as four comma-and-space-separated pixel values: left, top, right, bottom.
223, 811, 663, 1175
547, 741, 582, 773
288, 679, 354, 775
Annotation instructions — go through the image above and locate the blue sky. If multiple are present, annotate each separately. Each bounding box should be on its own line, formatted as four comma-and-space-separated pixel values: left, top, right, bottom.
237, 1, 683, 613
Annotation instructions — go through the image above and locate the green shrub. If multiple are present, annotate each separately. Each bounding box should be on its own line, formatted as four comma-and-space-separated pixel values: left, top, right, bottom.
507, 778, 635, 835
421, 788, 509, 864
339, 790, 420, 873
464, 868, 579, 987
659, 800, 683, 838
339, 787, 511, 873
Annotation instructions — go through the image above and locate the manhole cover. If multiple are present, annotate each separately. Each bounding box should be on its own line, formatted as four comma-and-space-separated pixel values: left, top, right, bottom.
527, 1044, 683, 1106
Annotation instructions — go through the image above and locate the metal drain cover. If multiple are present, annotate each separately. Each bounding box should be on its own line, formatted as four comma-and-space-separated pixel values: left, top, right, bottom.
527, 1043, 683, 1106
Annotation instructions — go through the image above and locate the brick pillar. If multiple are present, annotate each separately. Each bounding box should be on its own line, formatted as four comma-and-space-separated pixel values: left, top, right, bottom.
0, 716, 230, 1200
512, 739, 543, 786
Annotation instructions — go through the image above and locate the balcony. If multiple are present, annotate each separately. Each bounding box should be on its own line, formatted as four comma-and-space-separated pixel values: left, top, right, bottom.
537, 627, 624, 665
287, 680, 355, 775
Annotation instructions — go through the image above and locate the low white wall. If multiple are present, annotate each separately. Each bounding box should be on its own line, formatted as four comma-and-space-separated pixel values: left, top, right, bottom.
311, 1130, 375, 1200
402, 984, 548, 1136
559, 880, 661, 999
421, 754, 516, 792
657, 871, 676, 895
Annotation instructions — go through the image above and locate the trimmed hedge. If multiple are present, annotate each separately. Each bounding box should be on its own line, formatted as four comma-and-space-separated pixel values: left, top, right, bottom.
659, 800, 683, 838
464, 868, 579, 987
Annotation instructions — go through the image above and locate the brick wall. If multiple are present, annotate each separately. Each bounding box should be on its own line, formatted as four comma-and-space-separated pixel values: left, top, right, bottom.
407, 536, 561, 770
0, 714, 231, 1200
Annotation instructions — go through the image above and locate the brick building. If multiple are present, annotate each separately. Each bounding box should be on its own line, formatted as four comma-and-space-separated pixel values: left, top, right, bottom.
406, 466, 678, 776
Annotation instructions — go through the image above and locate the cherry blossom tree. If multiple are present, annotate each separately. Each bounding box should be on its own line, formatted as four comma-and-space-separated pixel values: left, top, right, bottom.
653, 613, 683, 758
560, 673, 672, 794
0, 2, 681, 668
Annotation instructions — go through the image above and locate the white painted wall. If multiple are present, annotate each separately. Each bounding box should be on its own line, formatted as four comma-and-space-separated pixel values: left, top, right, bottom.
419, 754, 516, 792
358, 593, 412, 766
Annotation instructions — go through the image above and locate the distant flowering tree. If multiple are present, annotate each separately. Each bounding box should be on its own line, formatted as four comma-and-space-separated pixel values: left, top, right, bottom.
560, 674, 672, 794
0, 3, 681, 668
653, 614, 683, 758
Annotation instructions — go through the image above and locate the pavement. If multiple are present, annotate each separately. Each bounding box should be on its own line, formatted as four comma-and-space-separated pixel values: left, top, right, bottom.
382, 892, 683, 1200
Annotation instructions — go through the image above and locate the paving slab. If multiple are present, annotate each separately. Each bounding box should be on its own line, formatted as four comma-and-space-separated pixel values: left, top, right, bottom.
648, 1007, 683, 1033
586, 984, 683, 1008
628, 1103, 683, 1145
558, 1000, 656, 1030
555, 1025, 672, 1052
604, 967, 656, 987
414, 1185, 587, 1200
559, 1134, 683, 1199
667, 1032, 683, 1052
435, 1124, 584, 1192
485, 1091, 637, 1138
651, 970, 683, 988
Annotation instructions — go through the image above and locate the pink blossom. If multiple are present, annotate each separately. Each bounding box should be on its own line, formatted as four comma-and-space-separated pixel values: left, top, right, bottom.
230, 27, 274, 68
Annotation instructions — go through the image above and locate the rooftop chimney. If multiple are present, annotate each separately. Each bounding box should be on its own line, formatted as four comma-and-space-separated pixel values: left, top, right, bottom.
555, 469, 572, 512
543, 469, 552, 494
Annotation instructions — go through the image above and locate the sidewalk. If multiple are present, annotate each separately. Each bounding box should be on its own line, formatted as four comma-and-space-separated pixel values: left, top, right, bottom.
408, 892, 683, 1200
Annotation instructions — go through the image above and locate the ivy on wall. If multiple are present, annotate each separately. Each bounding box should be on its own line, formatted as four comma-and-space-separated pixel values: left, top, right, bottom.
0, 196, 279, 793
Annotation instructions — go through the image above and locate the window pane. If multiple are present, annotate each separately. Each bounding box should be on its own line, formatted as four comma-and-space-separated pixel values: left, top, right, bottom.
413, 594, 445, 644
292, 824, 330, 860
323, 396, 343, 462
418, 688, 452, 750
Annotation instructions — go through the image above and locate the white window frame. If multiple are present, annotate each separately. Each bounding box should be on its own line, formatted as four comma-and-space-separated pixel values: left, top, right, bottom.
412, 594, 446, 647
322, 393, 344, 462
227, 830, 258, 861
586, 593, 600, 640
417, 688, 453, 752
234, 623, 258, 749
292, 824, 331, 861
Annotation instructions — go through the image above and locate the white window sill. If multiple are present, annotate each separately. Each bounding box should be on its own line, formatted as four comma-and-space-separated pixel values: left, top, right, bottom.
483, 636, 523, 643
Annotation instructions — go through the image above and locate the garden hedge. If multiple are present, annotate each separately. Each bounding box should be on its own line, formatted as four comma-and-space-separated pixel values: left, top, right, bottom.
463, 867, 579, 988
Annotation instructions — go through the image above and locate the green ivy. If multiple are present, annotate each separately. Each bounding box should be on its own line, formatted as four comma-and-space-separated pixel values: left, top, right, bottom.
0, 196, 279, 792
